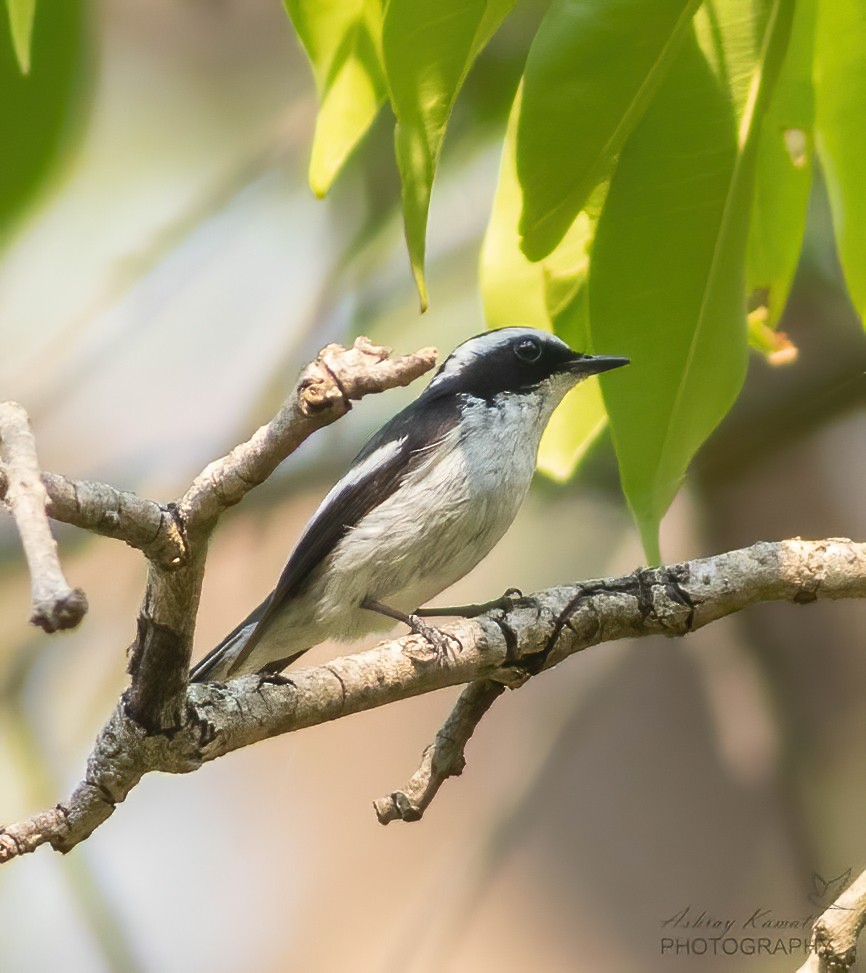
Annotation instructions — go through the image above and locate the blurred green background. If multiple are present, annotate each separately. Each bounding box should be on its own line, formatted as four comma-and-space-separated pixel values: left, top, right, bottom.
0, 2, 864, 971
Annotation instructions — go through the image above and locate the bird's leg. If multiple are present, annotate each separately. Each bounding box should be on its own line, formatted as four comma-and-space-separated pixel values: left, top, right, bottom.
414, 587, 523, 619
361, 597, 462, 661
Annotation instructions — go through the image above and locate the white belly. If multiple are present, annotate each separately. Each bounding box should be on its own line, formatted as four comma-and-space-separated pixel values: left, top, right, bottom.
312, 392, 550, 638
243, 387, 568, 668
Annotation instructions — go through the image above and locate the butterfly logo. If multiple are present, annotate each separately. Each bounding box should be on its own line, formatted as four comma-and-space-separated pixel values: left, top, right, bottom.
809, 869, 852, 907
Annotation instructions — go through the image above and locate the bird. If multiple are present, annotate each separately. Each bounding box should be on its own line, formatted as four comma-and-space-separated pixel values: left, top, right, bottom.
189, 327, 629, 682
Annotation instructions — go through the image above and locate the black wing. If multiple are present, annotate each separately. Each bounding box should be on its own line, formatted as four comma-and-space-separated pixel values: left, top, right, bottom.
224, 393, 461, 673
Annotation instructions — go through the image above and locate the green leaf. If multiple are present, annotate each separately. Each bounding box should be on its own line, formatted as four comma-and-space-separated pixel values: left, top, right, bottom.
540, 286, 609, 480
481, 88, 606, 479
284, 0, 387, 199
383, 0, 515, 309
480, 116, 548, 327
814, 0, 866, 325
4, 0, 35, 73
589, 1, 795, 563
747, 0, 815, 334
516, 0, 701, 263
0, 0, 89, 240
481, 88, 596, 329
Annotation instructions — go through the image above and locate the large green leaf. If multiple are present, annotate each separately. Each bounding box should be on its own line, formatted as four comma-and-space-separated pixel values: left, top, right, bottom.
589, 1, 795, 563
284, 0, 387, 199
516, 0, 701, 263
481, 88, 606, 479
814, 0, 866, 326
481, 89, 596, 330
383, 0, 515, 309
747, 0, 815, 336
0, 0, 89, 241
4, 0, 35, 73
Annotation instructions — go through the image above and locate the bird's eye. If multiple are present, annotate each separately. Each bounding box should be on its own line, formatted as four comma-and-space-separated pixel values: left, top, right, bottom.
514, 336, 542, 363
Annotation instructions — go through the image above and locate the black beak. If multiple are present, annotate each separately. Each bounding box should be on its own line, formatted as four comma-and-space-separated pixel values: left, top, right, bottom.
567, 354, 630, 376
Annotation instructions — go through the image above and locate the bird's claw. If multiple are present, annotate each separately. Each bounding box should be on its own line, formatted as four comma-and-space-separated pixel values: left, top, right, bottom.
404, 615, 462, 664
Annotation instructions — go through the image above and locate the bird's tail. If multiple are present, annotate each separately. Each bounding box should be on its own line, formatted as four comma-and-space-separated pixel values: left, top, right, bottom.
189, 623, 256, 683
190, 595, 315, 682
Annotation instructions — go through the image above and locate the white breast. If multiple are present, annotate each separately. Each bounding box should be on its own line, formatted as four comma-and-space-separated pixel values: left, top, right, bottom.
310, 386, 563, 639
234, 376, 579, 671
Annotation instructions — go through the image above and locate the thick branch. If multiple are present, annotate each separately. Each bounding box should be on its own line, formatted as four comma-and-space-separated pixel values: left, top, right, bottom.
41, 472, 187, 568
375, 535, 866, 825
798, 868, 866, 972
0, 402, 88, 632
0, 537, 862, 862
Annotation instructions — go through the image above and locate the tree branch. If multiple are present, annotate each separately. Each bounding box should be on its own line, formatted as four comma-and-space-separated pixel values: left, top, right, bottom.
0, 537, 862, 864
373, 679, 507, 824
41, 471, 187, 569
0, 402, 88, 632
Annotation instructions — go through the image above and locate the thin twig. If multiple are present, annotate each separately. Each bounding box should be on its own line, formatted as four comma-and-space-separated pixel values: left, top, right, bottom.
373, 680, 506, 824
0, 402, 87, 632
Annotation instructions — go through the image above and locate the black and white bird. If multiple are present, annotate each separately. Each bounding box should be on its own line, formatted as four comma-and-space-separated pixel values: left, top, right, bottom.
190, 327, 628, 682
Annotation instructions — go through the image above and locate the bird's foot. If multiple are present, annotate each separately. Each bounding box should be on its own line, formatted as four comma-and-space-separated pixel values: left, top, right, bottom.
403, 615, 462, 664
360, 596, 462, 664
490, 587, 523, 613
413, 587, 524, 619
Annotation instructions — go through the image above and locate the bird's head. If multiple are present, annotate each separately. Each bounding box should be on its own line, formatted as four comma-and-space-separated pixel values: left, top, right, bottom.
423, 327, 629, 404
